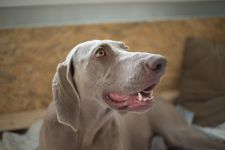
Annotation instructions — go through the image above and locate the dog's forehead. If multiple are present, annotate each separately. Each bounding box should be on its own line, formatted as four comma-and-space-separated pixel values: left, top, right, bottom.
81, 40, 125, 49
74, 40, 127, 57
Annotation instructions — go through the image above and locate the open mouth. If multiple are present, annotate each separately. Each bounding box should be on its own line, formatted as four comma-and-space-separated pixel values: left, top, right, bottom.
104, 84, 157, 111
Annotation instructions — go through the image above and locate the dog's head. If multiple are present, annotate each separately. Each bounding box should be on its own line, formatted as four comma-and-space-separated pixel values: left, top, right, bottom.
53, 40, 166, 131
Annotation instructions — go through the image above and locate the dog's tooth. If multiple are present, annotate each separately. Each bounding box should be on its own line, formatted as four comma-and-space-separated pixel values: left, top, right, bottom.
150, 90, 154, 98
138, 93, 142, 101
143, 98, 148, 101
147, 90, 152, 97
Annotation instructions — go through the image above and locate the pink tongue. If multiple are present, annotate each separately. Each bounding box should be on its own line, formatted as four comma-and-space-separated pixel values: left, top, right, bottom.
109, 93, 136, 102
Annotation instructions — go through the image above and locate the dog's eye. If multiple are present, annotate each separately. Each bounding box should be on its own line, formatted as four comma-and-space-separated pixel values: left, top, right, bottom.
124, 45, 129, 50
95, 48, 106, 57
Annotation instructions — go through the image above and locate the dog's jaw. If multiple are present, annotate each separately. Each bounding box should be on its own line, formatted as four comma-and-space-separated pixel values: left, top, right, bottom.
102, 82, 159, 112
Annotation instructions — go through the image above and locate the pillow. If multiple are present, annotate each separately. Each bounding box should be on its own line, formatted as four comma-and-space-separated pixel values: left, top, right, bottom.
177, 38, 225, 127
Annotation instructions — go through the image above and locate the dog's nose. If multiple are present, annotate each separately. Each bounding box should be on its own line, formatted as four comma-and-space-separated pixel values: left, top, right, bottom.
146, 55, 167, 73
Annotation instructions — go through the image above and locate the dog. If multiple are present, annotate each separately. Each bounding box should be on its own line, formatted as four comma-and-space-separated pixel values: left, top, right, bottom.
39, 40, 225, 150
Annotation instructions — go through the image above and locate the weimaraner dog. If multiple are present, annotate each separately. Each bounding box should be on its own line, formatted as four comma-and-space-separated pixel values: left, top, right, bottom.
39, 40, 225, 150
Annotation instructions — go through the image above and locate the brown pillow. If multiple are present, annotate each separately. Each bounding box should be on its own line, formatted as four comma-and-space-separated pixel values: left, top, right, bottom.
177, 38, 225, 127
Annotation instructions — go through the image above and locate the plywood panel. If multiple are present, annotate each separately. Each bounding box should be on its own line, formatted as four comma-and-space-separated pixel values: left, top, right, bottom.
0, 18, 225, 114
0, 109, 45, 131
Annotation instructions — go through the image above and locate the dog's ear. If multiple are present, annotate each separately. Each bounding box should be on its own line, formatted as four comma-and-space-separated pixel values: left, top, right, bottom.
52, 51, 80, 132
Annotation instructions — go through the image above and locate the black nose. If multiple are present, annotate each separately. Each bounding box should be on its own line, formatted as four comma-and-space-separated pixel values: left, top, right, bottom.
146, 55, 167, 73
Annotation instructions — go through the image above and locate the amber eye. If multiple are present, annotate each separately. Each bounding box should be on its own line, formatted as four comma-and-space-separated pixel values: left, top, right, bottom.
124, 45, 129, 50
95, 48, 106, 57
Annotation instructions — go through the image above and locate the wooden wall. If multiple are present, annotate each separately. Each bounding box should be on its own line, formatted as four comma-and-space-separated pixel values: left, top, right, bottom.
0, 18, 225, 114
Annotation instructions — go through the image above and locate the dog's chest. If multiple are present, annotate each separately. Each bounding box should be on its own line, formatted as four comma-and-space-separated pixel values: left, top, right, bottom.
80, 109, 152, 150
81, 118, 123, 150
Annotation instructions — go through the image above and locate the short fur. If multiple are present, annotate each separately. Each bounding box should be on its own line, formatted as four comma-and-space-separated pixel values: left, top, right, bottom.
39, 40, 225, 150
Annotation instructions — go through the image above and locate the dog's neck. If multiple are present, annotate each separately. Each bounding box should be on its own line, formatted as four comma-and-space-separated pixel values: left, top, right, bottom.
78, 98, 123, 150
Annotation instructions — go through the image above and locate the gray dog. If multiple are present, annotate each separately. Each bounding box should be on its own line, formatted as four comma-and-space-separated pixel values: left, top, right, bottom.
39, 40, 225, 150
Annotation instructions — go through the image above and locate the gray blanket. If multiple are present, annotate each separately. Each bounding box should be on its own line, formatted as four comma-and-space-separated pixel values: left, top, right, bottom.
0, 106, 224, 150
